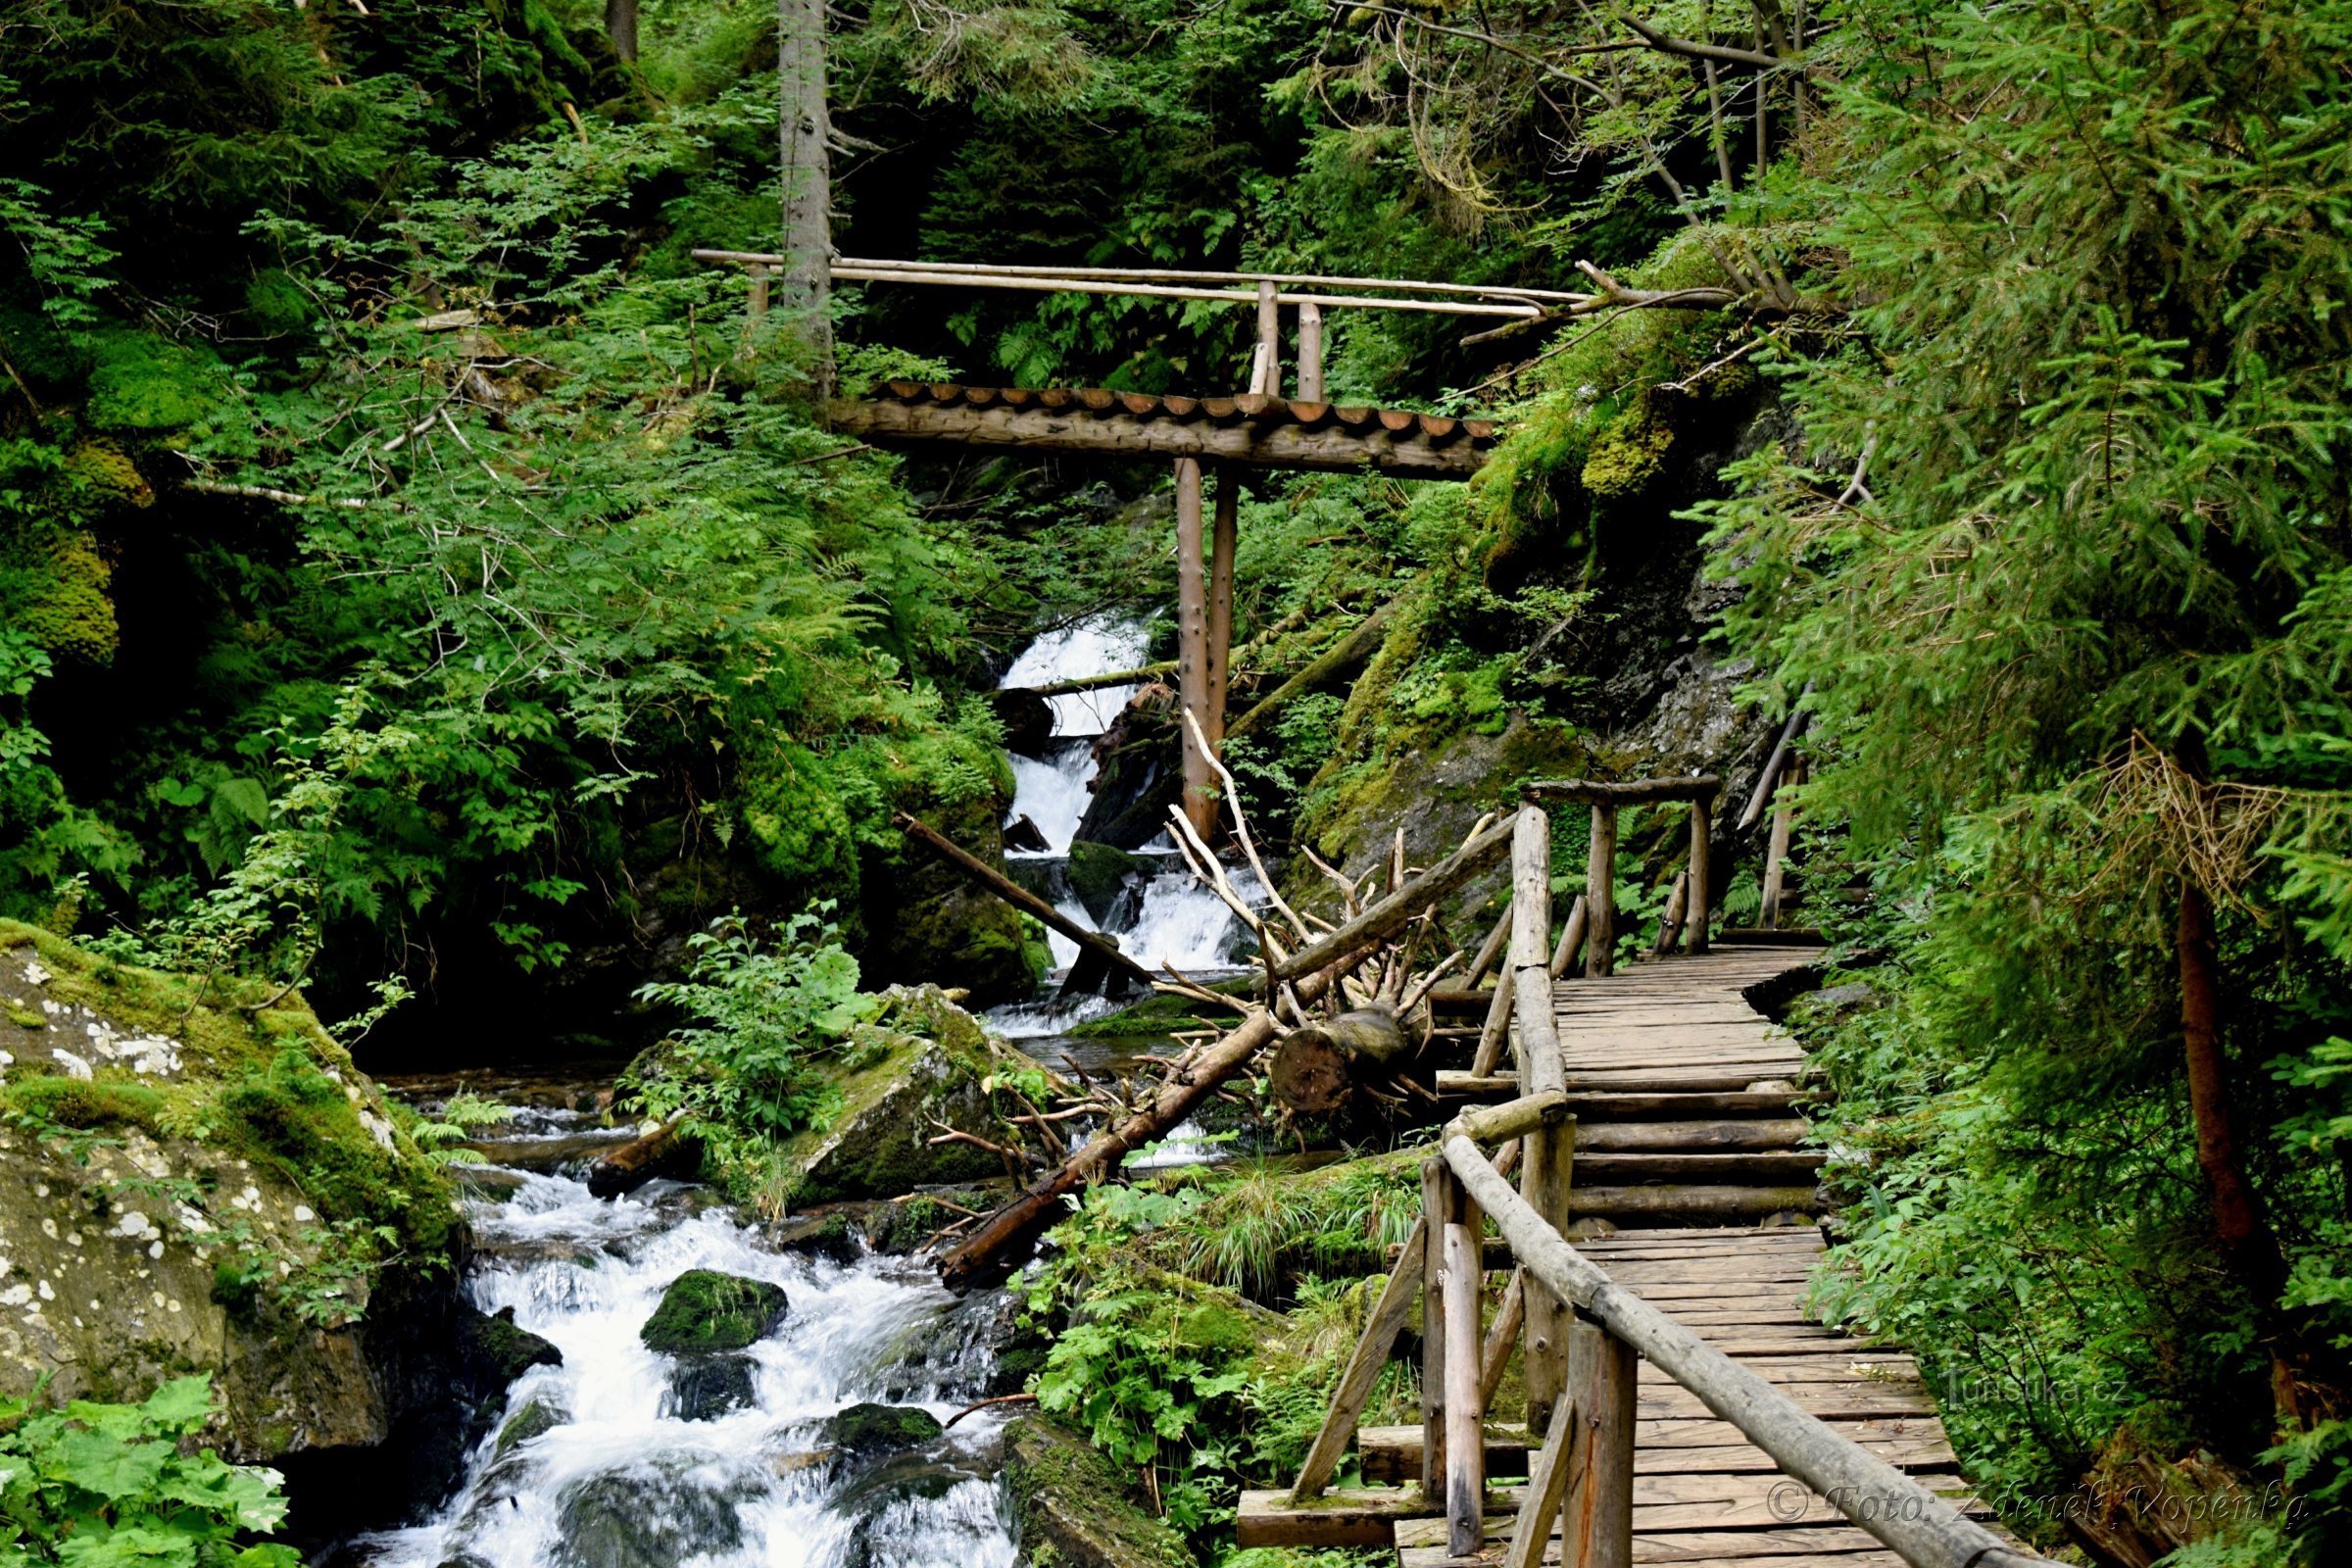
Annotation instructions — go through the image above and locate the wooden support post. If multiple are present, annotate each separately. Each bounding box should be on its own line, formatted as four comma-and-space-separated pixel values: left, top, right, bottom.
1251, 279, 1281, 394
1521, 1113, 1575, 1436
1297, 301, 1325, 401
1469, 967, 1514, 1079
1206, 467, 1238, 749
1420, 1158, 1451, 1495
1585, 805, 1618, 979
745, 262, 771, 318
1761, 760, 1800, 928
1464, 904, 1515, 990
1174, 458, 1216, 838
1509, 806, 1574, 1437
1559, 1318, 1637, 1568
1443, 1200, 1487, 1559
1686, 794, 1711, 954
1547, 894, 1589, 979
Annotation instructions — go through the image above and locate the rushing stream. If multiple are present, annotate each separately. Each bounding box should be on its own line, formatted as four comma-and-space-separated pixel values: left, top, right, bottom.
345, 612, 1261, 1567
348, 1102, 1019, 1568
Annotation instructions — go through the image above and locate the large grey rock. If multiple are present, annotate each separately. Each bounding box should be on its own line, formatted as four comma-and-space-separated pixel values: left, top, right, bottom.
553, 1469, 746, 1568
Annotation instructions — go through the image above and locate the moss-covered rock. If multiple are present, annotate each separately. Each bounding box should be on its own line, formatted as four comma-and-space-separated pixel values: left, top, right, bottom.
1004, 1413, 1190, 1568
1065, 841, 1149, 924
495, 1397, 565, 1456
0, 920, 470, 1467
818, 1400, 944, 1456
663, 1353, 757, 1421
770, 986, 1049, 1205
638, 1269, 787, 1353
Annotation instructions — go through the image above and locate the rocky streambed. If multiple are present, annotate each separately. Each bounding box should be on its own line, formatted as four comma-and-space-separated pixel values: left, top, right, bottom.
342, 1087, 1028, 1568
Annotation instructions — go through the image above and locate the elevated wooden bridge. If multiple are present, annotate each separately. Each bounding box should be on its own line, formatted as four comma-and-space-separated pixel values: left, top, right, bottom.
1232, 795, 2036, 1568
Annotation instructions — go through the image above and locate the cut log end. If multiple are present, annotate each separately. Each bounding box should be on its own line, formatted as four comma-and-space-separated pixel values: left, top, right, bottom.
1271, 1004, 1416, 1113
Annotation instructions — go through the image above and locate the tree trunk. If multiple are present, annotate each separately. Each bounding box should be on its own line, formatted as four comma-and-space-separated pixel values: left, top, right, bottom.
1270, 1004, 1417, 1113
777, 0, 833, 394
605, 0, 639, 63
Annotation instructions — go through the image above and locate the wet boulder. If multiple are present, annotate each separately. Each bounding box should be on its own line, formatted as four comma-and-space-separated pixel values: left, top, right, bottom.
638, 1270, 787, 1353
494, 1397, 565, 1455
662, 1353, 758, 1421
1004, 1413, 1189, 1568
828, 1449, 999, 1568
553, 1469, 746, 1568
817, 1401, 944, 1459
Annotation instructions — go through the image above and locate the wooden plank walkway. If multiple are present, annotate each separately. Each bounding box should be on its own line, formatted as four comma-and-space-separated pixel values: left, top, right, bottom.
1239, 940, 2000, 1566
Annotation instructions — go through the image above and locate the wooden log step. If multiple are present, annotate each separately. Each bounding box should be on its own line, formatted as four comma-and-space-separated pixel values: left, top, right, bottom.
1637, 1381, 1936, 1421
1572, 1152, 1826, 1184
1578, 1120, 1815, 1152
1398, 1520, 1911, 1567
1568, 1185, 1820, 1222
1389, 1470, 1988, 1545
1356, 1424, 1957, 1484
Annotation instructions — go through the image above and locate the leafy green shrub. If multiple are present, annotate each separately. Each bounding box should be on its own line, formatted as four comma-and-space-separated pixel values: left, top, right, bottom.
627, 909, 883, 1170
0, 1373, 299, 1567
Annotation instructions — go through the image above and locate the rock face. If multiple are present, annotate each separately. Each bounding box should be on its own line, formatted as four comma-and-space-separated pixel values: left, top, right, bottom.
0, 920, 530, 1542
638, 1269, 787, 1352
1004, 1414, 1189, 1568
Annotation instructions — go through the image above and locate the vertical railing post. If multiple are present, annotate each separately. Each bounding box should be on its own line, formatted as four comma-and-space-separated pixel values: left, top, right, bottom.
1250, 280, 1281, 394
745, 262, 771, 318
1420, 1157, 1450, 1497
1686, 790, 1712, 954
1585, 804, 1618, 978
1559, 1318, 1637, 1568
1547, 893, 1590, 978
1296, 300, 1325, 401
1442, 1182, 1487, 1557
1511, 806, 1572, 1434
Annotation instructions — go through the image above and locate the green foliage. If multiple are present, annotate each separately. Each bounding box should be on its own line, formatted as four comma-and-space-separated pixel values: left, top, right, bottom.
0, 1374, 300, 1568
628, 908, 881, 1158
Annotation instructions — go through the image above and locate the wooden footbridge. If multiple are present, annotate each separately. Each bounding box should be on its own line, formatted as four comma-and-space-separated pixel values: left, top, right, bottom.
694, 247, 1544, 840
1232, 790, 2041, 1568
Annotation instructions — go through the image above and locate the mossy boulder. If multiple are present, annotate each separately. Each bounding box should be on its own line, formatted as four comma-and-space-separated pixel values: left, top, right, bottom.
1004, 1413, 1190, 1568
553, 1467, 748, 1568
495, 1397, 565, 1456
0, 921, 472, 1468
638, 1269, 787, 1353
1066, 840, 1149, 924
771, 986, 1051, 1205
818, 1400, 944, 1457
663, 1353, 757, 1421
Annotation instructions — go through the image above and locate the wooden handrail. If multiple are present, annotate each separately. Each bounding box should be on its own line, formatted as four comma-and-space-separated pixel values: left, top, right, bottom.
1442, 1134, 2049, 1568
1522, 773, 1721, 805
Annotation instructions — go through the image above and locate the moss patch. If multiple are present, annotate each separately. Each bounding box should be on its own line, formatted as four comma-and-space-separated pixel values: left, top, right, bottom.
819, 1401, 944, 1456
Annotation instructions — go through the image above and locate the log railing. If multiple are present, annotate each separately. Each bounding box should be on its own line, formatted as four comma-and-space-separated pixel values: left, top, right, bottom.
1285, 800, 2044, 1568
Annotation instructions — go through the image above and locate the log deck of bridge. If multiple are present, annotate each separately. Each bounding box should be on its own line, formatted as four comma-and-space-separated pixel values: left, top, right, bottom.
830, 381, 1499, 479
1239, 940, 2002, 1566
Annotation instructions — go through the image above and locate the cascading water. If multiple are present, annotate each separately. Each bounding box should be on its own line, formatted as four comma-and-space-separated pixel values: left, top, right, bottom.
999, 614, 1151, 857
348, 1109, 1018, 1568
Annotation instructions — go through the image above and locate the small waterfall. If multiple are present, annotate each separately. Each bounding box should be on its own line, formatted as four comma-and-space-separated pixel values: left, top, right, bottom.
1000, 614, 1151, 857
348, 1135, 1017, 1568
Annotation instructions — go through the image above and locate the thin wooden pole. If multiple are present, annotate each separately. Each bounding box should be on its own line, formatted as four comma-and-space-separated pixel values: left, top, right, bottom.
1206, 468, 1238, 751
1464, 904, 1516, 991
1297, 301, 1325, 401
1291, 1218, 1425, 1501
1469, 967, 1514, 1079
1505, 1350, 1583, 1568
1585, 806, 1618, 979
745, 262, 771, 318
1649, 870, 1689, 957
1522, 1114, 1575, 1435
1761, 761, 1800, 928
1420, 1158, 1451, 1495
1252, 280, 1282, 394
1547, 894, 1589, 979
1686, 795, 1711, 954
1478, 1268, 1526, 1409
1174, 459, 1215, 837
1559, 1319, 1636, 1568
1443, 1197, 1487, 1557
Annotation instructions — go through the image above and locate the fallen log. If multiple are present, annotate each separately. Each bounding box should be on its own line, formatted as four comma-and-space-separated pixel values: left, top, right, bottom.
1013, 662, 1178, 698
937, 947, 1369, 1291
1270, 817, 1515, 983
585, 1116, 697, 1198
1225, 598, 1399, 742
894, 811, 1153, 994
1269, 1003, 1418, 1113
